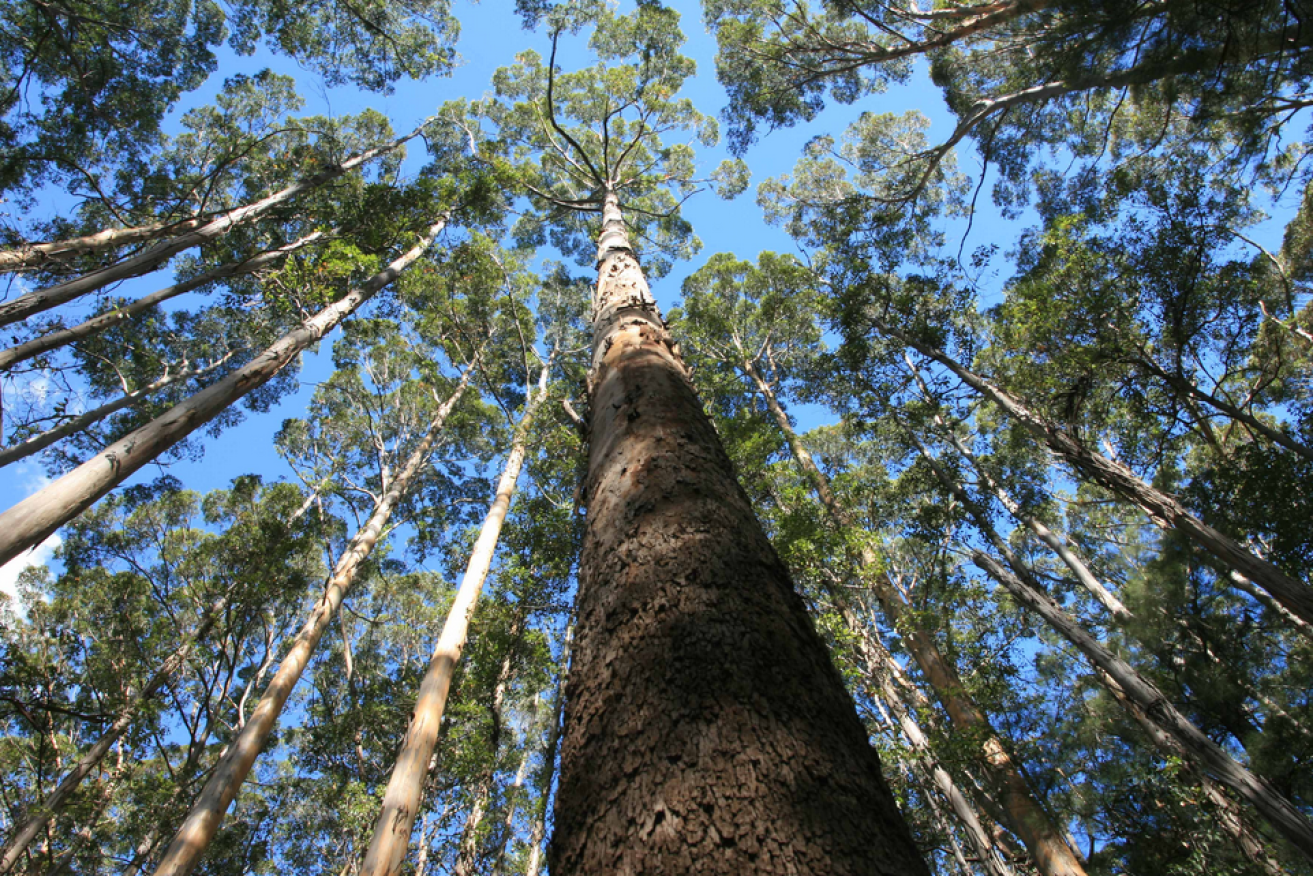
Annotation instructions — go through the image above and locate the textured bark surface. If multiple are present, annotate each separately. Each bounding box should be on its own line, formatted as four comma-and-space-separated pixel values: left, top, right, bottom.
552, 205, 927, 874
748, 361, 1087, 876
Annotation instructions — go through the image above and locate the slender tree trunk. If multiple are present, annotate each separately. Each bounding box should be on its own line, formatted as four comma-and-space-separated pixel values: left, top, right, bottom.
524, 624, 571, 876
0, 216, 210, 273
1134, 356, 1313, 465
0, 598, 227, 873
970, 548, 1313, 862
148, 357, 473, 876
550, 191, 927, 875
843, 604, 1015, 876
0, 122, 427, 328
742, 358, 1087, 876
0, 216, 447, 569
1094, 668, 1285, 876
881, 322, 1313, 631
0, 231, 325, 372
489, 728, 533, 876
358, 359, 550, 876
0, 353, 234, 469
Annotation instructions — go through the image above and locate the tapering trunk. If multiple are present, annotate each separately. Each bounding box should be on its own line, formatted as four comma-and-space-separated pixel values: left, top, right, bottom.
971, 549, 1313, 863
358, 360, 549, 876
489, 733, 533, 876
550, 192, 926, 875
0, 354, 233, 469
0, 216, 446, 569
0, 231, 324, 372
149, 359, 473, 876
0, 598, 226, 873
882, 322, 1313, 632
743, 359, 1087, 876
0, 216, 210, 273
0, 122, 425, 328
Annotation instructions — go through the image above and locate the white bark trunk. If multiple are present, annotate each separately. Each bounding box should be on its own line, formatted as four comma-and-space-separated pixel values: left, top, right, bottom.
357, 357, 551, 876
0, 217, 446, 569
148, 354, 472, 876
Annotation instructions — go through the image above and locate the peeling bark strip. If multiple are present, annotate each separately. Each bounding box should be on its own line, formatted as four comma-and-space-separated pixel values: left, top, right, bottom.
149, 355, 474, 876
550, 193, 927, 875
0, 217, 446, 570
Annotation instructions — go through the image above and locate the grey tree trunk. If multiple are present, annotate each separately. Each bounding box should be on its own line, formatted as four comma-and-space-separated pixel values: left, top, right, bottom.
882, 322, 1313, 632
0, 231, 324, 372
0, 122, 426, 328
0, 216, 447, 569
550, 191, 927, 875
0, 216, 209, 273
357, 358, 550, 876
148, 353, 473, 876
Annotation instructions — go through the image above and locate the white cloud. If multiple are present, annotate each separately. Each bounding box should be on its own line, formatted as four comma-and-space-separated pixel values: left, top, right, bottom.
0, 463, 61, 612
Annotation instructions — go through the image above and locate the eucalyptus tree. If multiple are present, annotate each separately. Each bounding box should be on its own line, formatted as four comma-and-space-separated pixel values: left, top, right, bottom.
145, 232, 513, 876
678, 251, 1090, 876
469, 6, 926, 872
0, 476, 323, 875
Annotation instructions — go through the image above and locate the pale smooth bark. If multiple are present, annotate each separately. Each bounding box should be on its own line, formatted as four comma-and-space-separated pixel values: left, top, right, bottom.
148, 354, 473, 876
489, 713, 535, 876
0, 217, 209, 273
882, 322, 1313, 631
1096, 668, 1285, 876
524, 623, 570, 876
971, 550, 1313, 863
0, 598, 226, 873
0, 122, 427, 328
742, 357, 1088, 876
0, 216, 446, 569
0, 353, 233, 469
0, 231, 325, 372
357, 358, 549, 876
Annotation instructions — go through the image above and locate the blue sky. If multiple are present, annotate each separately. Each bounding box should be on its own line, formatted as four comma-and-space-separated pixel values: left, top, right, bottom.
0, 0, 1043, 596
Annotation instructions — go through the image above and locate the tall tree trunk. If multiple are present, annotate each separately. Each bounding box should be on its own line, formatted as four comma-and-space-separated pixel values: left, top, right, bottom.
1095, 668, 1286, 876
149, 358, 474, 876
880, 322, 1313, 632
550, 191, 927, 875
0, 231, 325, 372
0, 353, 234, 469
0, 216, 210, 273
842, 602, 1015, 876
970, 548, 1313, 863
0, 598, 227, 873
524, 623, 571, 876
0, 216, 447, 569
0, 121, 427, 329
358, 358, 550, 876
489, 725, 533, 876
741, 357, 1088, 876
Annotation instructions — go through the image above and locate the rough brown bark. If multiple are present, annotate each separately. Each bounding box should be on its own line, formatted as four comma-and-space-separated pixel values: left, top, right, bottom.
0, 217, 446, 570
550, 192, 927, 875
0, 231, 324, 372
743, 358, 1088, 876
0, 123, 425, 329
882, 322, 1313, 632
149, 353, 473, 876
